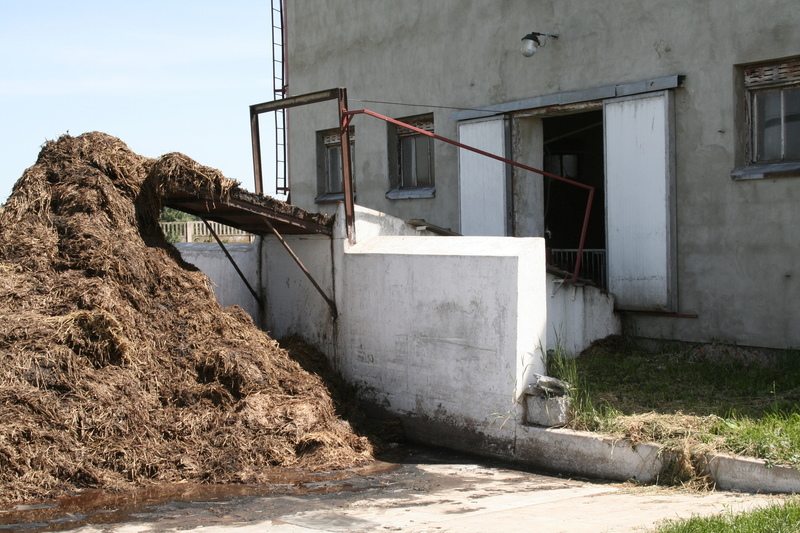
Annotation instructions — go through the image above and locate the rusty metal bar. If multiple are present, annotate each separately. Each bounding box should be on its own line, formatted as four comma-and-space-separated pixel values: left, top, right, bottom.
202, 218, 261, 304
250, 88, 342, 115
346, 108, 593, 192
338, 88, 356, 244
261, 216, 338, 318
249, 87, 347, 204
572, 187, 594, 284
250, 108, 264, 195
250, 89, 593, 282
342, 108, 595, 283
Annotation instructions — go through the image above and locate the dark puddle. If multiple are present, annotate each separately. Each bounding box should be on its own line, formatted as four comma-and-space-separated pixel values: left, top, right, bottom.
0, 460, 400, 532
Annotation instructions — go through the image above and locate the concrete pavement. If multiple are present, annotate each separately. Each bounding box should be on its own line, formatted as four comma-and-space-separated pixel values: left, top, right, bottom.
1, 446, 785, 533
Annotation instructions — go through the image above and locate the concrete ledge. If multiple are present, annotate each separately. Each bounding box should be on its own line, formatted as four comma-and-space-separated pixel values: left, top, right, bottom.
707, 453, 800, 494
515, 426, 800, 493
515, 426, 666, 483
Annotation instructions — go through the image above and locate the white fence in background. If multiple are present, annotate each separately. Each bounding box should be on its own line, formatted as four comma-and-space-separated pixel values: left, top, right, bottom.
159, 221, 254, 243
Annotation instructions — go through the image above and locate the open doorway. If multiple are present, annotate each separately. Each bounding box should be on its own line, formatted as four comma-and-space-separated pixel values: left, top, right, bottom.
542, 110, 606, 288
510, 91, 676, 309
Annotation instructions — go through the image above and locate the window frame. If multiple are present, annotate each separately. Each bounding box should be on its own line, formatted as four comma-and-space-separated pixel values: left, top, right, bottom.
386, 114, 436, 199
316, 127, 354, 203
733, 57, 800, 180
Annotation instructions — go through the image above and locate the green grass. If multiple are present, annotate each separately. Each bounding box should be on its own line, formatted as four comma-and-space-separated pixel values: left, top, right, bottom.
655, 498, 800, 532
547, 337, 800, 470
712, 412, 800, 468
546, 343, 623, 431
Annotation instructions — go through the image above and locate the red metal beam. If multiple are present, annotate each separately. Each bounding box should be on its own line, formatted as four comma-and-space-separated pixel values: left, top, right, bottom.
338, 88, 356, 244
249, 88, 595, 283
250, 87, 357, 244
342, 108, 595, 283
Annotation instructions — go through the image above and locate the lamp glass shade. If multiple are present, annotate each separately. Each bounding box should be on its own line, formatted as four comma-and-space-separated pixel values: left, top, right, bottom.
520, 38, 537, 57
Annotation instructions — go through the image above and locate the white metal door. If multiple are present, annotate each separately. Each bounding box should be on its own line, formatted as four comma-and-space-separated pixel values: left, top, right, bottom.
458, 118, 509, 236
604, 91, 676, 311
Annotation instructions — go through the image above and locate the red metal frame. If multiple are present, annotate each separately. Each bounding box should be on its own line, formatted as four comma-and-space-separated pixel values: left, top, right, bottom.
250, 87, 595, 283
338, 90, 356, 243
250, 88, 356, 242
340, 107, 595, 283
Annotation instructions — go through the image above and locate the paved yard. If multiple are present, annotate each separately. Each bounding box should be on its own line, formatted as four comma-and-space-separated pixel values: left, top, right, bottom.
1, 446, 784, 533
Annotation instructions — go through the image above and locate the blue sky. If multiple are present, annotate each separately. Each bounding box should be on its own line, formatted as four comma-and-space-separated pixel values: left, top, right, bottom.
0, 0, 278, 204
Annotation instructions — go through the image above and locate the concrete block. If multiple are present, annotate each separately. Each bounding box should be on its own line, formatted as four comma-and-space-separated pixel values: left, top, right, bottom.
525, 395, 570, 427
524, 374, 571, 427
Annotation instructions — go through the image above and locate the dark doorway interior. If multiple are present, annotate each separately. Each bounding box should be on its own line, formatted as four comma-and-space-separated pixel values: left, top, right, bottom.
542, 110, 606, 287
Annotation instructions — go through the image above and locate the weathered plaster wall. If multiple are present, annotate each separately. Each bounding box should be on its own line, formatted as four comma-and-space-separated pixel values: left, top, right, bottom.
177, 206, 622, 461
284, 0, 800, 349
546, 278, 620, 356
331, 205, 547, 458
174, 242, 261, 324
259, 234, 336, 349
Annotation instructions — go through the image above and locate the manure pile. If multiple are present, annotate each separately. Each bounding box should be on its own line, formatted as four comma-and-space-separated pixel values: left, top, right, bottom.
0, 132, 372, 504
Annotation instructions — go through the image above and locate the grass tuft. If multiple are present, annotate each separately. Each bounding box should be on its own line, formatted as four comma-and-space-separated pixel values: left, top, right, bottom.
655, 498, 800, 532
546, 345, 623, 432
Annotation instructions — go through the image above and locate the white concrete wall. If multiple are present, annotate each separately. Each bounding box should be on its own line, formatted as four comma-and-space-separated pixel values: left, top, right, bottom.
176, 206, 619, 462
260, 234, 336, 349
546, 276, 621, 356
175, 215, 617, 361
332, 205, 547, 458
174, 242, 261, 324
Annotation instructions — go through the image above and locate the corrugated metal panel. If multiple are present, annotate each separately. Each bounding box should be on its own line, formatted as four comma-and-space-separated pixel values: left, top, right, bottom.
604, 92, 675, 311
458, 119, 509, 236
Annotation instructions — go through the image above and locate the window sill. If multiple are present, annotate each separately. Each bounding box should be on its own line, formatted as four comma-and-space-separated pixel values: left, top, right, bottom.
731, 161, 800, 181
385, 187, 436, 200
315, 192, 347, 204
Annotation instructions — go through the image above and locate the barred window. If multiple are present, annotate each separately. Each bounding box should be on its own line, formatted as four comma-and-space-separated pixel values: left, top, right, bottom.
316, 127, 354, 202
387, 114, 436, 199
397, 116, 435, 188
745, 58, 800, 163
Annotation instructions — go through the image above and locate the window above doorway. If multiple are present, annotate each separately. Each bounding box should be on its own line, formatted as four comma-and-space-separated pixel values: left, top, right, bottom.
733, 57, 800, 180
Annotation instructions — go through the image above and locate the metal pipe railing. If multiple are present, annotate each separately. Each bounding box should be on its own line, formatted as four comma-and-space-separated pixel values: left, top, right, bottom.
249, 87, 595, 283
340, 107, 595, 283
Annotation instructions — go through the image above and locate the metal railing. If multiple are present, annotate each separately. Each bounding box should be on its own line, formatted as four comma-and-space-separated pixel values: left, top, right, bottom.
249, 87, 596, 283
342, 106, 595, 281
549, 249, 607, 289
159, 221, 254, 243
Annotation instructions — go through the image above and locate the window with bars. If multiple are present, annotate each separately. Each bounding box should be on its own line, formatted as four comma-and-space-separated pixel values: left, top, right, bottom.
316, 127, 354, 203
387, 114, 435, 199
746, 58, 800, 164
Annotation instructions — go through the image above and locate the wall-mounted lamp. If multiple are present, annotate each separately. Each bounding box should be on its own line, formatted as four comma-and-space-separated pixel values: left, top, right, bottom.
520, 32, 559, 57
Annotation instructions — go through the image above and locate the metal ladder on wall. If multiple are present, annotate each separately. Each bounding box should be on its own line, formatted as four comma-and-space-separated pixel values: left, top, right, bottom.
271, 0, 289, 199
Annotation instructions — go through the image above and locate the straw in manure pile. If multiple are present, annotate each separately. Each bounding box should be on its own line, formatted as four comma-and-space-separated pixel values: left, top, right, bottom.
0, 132, 372, 504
